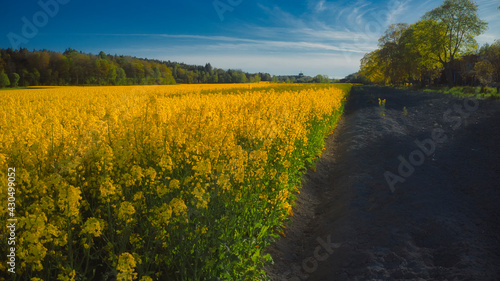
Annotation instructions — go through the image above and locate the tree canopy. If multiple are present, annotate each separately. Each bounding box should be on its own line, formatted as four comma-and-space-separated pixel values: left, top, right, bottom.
422, 0, 487, 85
359, 0, 491, 87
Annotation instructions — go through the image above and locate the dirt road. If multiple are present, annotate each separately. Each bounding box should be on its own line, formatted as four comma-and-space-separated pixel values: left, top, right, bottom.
266, 86, 500, 280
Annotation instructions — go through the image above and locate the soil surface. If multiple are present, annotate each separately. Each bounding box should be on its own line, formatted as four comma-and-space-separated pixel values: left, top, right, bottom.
265, 86, 500, 281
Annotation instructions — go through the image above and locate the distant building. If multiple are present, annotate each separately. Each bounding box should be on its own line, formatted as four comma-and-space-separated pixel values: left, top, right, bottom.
276, 72, 307, 79
449, 55, 480, 86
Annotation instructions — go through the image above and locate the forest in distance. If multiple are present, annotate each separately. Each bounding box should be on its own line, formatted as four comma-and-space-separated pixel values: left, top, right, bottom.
0, 48, 331, 88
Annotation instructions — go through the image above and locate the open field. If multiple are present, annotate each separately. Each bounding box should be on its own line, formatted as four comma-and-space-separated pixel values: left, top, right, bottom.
0, 83, 350, 280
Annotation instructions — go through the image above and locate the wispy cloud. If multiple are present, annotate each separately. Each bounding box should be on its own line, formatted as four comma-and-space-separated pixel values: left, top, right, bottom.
386, 0, 411, 25
476, 0, 500, 44
256, 3, 307, 28
315, 0, 327, 12
100, 33, 368, 54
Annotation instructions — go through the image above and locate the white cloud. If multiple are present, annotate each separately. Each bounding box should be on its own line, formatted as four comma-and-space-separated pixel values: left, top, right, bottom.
385, 0, 411, 25
315, 0, 327, 12
256, 3, 307, 28
103, 33, 368, 53
476, 0, 500, 45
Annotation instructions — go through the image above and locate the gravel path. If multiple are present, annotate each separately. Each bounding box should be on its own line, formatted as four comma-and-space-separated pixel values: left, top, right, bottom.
266, 86, 500, 281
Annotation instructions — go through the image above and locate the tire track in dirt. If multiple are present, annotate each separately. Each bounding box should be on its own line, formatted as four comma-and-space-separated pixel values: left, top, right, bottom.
266, 86, 500, 281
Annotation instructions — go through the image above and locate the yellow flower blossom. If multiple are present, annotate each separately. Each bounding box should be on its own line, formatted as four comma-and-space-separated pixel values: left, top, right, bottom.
169, 179, 180, 190
57, 269, 76, 281
278, 172, 289, 184
117, 202, 136, 224
192, 183, 209, 209
170, 198, 188, 217
100, 178, 119, 201
81, 217, 104, 237
116, 252, 137, 281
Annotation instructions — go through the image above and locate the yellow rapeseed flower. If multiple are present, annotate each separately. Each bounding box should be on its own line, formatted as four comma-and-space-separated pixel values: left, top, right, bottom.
117, 202, 136, 224
116, 252, 137, 281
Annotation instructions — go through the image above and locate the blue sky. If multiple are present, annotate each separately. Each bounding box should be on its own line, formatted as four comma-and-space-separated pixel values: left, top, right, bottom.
1, 0, 499, 78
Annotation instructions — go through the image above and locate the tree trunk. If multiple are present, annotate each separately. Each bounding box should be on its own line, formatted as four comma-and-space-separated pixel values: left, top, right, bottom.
493, 82, 500, 95
444, 61, 454, 87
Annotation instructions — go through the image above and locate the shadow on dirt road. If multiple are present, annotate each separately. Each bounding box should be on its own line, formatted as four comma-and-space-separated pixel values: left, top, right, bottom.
266, 86, 500, 281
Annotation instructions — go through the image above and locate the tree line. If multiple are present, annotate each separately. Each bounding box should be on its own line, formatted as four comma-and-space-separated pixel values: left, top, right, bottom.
358, 0, 499, 89
0, 48, 274, 88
